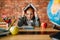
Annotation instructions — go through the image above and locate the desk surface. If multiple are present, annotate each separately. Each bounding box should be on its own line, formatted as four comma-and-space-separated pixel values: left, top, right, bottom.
0, 27, 60, 40
0, 35, 51, 40
19, 27, 60, 32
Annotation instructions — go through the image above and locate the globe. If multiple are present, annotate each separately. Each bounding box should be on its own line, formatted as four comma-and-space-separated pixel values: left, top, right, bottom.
47, 0, 60, 26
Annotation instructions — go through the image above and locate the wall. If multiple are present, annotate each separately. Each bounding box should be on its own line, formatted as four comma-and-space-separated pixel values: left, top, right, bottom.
0, 0, 53, 27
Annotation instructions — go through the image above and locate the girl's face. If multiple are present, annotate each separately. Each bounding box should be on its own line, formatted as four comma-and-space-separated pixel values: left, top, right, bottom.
25, 9, 34, 20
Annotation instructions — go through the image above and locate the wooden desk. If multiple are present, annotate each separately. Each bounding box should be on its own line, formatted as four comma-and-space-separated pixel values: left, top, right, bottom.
19, 27, 60, 34
0, 27, 59, 40
0, 35, 51, 40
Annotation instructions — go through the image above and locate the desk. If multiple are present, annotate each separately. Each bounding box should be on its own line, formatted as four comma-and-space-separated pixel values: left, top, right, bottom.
0, 27, 60, 40
19, 27, 60, 34
0, 35, 51, 40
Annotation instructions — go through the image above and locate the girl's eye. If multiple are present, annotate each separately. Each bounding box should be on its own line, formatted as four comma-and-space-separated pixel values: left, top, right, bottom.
31, 13, 33, 15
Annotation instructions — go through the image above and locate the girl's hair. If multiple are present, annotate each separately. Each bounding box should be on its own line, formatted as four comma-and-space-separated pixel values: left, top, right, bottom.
25, 7, 35, 20
24, 6, 35, 13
